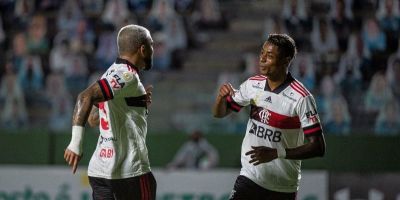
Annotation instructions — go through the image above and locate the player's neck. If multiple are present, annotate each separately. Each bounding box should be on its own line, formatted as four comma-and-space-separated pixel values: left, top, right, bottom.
119, 55, 139, 69
267, 73, 287, 91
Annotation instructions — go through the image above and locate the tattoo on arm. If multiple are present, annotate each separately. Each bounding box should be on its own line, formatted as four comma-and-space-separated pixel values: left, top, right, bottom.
88, 106, 99, 127
72, 82, 107, 126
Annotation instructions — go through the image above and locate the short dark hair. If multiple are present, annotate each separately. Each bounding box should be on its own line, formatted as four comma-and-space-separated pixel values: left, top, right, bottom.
266, 34, 297, 62
117, 25, 150, 55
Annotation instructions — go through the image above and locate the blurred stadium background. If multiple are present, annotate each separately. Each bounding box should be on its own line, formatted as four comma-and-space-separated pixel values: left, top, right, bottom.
0, 0, 400, 199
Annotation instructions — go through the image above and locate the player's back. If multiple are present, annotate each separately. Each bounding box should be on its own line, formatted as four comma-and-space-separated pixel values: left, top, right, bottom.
88, 58, 151, 179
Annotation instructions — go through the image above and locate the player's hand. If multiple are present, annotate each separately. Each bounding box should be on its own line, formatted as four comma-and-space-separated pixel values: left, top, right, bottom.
217, 83, 235, 99
245, 146, 278, 166
64, 148, 82, 174
145, 85, 153, 107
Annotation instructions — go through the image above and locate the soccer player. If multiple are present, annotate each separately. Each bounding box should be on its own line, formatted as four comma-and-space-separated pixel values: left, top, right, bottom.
64, 24, 156, 200
212, 34, 326, 200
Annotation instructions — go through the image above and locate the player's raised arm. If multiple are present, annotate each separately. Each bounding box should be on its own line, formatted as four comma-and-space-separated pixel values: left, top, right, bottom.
212, 83, 235, 118
64, 82, 107, 174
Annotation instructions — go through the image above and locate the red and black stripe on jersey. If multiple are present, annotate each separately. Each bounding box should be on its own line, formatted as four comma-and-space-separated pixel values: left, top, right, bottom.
303, 123, 322, 136
125, 95, 147, 108
227, 95, 243, 112
250, 105, 301, 129
98, 79, 114, 100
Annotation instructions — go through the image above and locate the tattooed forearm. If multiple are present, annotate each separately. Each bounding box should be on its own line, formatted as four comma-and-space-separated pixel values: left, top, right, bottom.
88, 106, 100, 127
72, 82, 107, 126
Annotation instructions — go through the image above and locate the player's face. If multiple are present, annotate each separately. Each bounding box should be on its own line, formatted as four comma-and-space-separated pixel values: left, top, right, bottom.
259, 42, 286, 79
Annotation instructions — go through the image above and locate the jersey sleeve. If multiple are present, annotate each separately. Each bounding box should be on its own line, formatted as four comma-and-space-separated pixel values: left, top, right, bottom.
97, 65, 138, 100
296, 95, 323, 136
226, 80, 251, 112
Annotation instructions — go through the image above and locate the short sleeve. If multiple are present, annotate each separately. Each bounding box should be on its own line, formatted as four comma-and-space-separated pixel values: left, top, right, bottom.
97, 65, 137, 100
226, 80, 251, 112
297, 95, 323, 136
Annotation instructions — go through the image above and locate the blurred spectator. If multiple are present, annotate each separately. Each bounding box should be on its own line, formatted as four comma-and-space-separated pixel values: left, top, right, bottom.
386, 58, 400, 101
147, 0, 177, 33
291, 52, 316, 91
374, 99, 400, 135
263, 15, 287, 40
362, 18, 387, 56
282, 0, 310, 33
333, 33, 363, 100
153, 32, 171, 71
362, 17, 387, 80
102, 0, 131, 28
57, 0, 83, 34
147, 0, 187, 70
324, 96, 351, 135
81, 0, 104, 18
69, 18, 95, 56
26, 14, 49, 56
0, 60, 28, 128
45, 72, 73, 132
49, 35, 71, 73
94, 23, 118, 71
17, 55, 44, 97
194, 0, 228, 30
282, 0, 311, 49
364, 72, 394, 114
127, 0, 152, 23
0, 17, 5, 48
310, 17, 339, 74
376, 0, 400, 54
164, 13, 187, 70
174, 0, 196, 15
14, 0, 35, 26
167, 131, 219, 170
316, 75, 342, 118
330, 0, 354, 53
65, 51, 89, 97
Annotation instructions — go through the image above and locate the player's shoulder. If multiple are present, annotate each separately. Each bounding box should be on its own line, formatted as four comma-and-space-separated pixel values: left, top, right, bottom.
287, 79, 313, 99
248, 75, 267, 81
106, 63, 138, 81
243, 75, 267, 90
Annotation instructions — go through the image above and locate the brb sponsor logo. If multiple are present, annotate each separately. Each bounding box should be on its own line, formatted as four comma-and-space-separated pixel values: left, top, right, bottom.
249, 122, 282, 142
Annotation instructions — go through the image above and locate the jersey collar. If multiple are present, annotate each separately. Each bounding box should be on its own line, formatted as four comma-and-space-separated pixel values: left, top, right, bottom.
264, 72, 295, 94
115, 57, 139, 72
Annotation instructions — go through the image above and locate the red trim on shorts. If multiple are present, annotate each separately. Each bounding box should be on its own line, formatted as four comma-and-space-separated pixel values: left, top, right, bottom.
140, 176, 147, 200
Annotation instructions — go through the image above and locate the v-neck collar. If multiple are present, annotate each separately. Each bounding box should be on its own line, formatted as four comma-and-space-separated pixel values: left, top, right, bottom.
264, 73, 294, 94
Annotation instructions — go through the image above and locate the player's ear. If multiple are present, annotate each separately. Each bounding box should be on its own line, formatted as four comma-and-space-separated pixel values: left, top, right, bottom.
140, 45, 146, 56
284, 57, 291, 65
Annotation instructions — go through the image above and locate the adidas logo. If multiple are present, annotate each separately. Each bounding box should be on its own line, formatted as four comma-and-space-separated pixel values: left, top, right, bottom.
265, 96, 272, 103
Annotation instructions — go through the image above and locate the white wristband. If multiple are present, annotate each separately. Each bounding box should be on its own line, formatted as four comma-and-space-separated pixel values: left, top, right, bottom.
67, 126, 84, 155
276, 146, 286, 159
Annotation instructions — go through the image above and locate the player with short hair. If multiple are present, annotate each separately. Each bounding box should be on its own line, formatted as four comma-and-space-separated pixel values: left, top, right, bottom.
213, 34, 326, 200
64, 24, 156, 200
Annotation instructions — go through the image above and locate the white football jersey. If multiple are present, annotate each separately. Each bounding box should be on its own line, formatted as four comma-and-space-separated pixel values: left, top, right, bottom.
227, 73, 322, 193
88, 58, 151, 179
